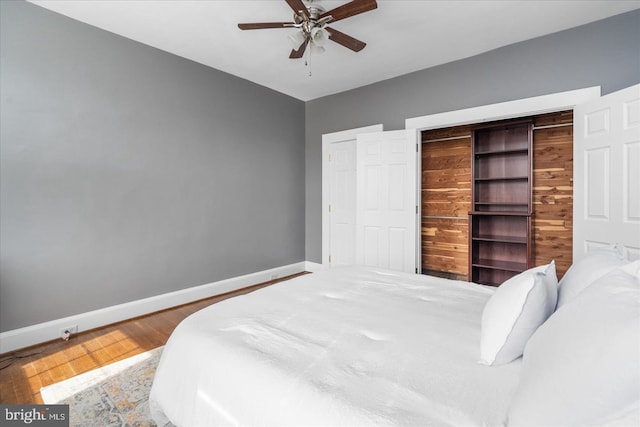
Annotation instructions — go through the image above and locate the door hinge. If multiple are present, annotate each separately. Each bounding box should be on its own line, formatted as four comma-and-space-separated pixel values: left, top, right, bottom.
329, 255, 332, 263
329, 204, 332, 213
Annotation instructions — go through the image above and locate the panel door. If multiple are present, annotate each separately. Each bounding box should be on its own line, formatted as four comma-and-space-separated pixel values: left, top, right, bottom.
574, 84, 640, 261
328, 140, 357, 266
322, 124, 383, 267
356, 130, 419, 273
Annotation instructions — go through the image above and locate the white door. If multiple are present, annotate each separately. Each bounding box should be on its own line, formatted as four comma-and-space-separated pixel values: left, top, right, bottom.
328, 140, 357, 266
574, 84, 640, 261
356, 129, 420, 273
322, 124, 384, 266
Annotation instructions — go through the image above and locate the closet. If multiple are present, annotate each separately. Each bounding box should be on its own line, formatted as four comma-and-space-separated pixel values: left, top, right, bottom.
421, 111, 574, 284
323, 85, 633, 279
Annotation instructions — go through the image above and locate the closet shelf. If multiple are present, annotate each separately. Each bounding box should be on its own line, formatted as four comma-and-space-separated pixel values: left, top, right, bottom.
474, 176, 528, 181
472, 235, 527, 244
474, 148, 528, 156
472, 202, 530, 208
469, 211, 532, 216
471, 259, 527, 272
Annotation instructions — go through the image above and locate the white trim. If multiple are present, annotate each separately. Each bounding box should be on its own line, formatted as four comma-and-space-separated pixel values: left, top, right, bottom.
304, 261, 327, 272
405, 87, 601, 130
0, 262, 306, 353
322, 124, 384, 266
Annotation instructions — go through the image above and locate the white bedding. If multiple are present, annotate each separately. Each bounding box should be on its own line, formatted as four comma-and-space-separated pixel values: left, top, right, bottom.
149, 266, 522, 426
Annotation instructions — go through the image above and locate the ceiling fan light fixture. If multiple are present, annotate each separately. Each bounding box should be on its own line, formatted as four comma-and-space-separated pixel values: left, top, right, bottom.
310, 27, 327, 47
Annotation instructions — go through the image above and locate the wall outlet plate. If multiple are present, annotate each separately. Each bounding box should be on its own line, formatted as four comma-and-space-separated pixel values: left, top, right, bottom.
60, 324, 78, 340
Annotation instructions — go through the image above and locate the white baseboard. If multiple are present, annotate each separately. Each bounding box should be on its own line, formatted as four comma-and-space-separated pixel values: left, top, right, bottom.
304, 261, 327, 272
0, 262, 307, 354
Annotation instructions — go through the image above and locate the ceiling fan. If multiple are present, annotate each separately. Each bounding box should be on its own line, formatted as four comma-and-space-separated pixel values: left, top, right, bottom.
238, 0, 378, 59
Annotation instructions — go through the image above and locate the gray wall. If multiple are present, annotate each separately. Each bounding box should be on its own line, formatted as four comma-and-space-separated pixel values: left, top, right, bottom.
305, 9, 640, 263
0, 1, 305, 332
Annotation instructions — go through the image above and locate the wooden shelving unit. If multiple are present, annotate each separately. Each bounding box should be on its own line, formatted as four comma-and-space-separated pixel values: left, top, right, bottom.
469, 121, 533, 286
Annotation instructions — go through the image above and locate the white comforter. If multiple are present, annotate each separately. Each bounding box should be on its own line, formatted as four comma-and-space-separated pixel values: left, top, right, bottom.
149, 267, 522, 426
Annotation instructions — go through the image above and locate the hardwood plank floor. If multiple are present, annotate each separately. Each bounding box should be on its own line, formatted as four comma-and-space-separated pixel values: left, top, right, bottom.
0, 272, 307, 404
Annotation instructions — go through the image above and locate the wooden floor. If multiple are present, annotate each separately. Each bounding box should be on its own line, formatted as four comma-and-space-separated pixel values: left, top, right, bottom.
0, 273, 306, 404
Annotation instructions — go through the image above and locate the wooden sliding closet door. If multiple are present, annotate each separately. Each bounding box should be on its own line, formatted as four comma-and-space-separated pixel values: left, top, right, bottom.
421, 126, 472, 279
532, 111, 574, 277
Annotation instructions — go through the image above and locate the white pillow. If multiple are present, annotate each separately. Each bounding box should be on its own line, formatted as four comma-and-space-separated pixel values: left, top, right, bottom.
508, 268, 640, 427
620, 259, 640, 280
479, 261, 557, 366
556, 245, 626, 308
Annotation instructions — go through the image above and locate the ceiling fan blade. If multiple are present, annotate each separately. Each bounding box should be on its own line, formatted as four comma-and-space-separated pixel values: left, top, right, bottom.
289, 36, 310, 58
325, 27, 367, 52
285, 0, 310, 18
238, 22, 296, 30
320, 0, 377, 23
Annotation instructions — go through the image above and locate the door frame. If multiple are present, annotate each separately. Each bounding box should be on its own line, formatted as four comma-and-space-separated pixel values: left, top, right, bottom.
322, 124, 383, 266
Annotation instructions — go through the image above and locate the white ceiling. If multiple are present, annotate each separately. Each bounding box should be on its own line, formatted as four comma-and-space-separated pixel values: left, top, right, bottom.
29, 0, 640, 101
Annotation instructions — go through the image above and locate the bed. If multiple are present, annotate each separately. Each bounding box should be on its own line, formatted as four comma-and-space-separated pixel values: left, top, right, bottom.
149, 249, 640, 426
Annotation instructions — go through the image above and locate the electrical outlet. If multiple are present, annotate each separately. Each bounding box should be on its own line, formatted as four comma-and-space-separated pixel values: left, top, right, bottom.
60, 325, 78, 340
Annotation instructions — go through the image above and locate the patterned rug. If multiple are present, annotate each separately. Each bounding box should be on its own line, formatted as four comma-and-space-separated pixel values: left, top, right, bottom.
40, 346, 163, 427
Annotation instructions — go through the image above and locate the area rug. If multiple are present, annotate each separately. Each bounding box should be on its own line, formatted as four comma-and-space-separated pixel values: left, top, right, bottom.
41, 346, 163, 427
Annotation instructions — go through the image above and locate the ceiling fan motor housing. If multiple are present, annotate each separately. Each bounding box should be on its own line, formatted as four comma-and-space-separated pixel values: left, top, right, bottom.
294, 2, 327, 31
